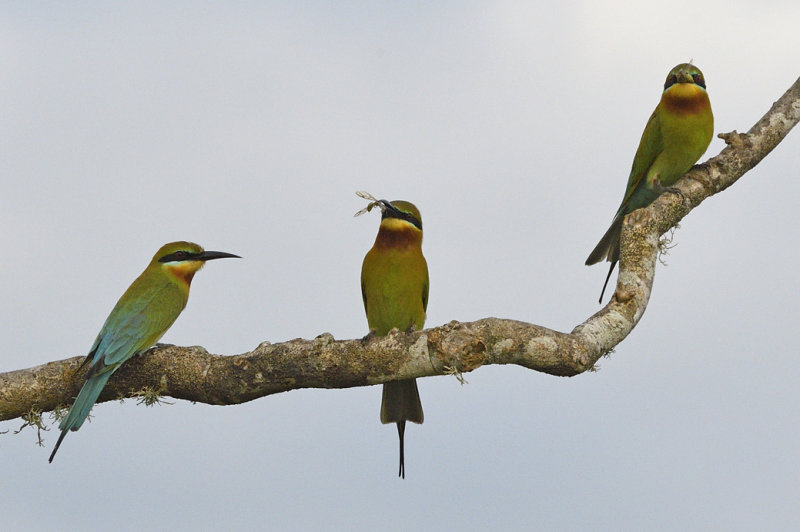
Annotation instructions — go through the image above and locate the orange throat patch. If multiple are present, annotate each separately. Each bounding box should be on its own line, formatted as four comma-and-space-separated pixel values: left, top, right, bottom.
661, 83, 710, 116
375, 219, 422, 249
164, 261, 204, 286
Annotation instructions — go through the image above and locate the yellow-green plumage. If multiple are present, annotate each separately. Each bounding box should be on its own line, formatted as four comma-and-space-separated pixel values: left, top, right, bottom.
49, 241, 239, 462
586, 63, 714, 303
361, 200, 428, 478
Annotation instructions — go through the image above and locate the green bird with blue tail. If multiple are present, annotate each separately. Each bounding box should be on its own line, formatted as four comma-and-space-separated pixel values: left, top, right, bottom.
49, 241, 239, 462
586, 63, 714, 303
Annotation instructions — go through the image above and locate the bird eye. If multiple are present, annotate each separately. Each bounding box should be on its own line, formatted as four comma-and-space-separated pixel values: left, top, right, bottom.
158, 249, 191, 263
664, 74, 678, 90
405, 212, 422, 230
692, 73, 705, 88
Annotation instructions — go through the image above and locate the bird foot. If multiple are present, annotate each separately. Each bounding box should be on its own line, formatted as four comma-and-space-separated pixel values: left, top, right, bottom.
360, 330, 376, 344
655, 179, 688, 206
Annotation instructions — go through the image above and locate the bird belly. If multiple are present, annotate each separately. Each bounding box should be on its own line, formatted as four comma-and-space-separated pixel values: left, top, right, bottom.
367, 291, 424, 335
648, 111, 713, 188
363, 253, 426, 336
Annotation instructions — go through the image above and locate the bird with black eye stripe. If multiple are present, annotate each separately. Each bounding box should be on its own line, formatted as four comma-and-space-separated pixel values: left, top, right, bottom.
49, 241, 239, 462
586, 63, 713, 303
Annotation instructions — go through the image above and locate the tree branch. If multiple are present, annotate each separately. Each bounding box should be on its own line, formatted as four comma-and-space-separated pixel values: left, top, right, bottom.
2, 76, 798, 423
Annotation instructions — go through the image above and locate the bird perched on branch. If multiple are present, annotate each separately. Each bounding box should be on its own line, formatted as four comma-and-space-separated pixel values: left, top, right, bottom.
586, 63, 713, 303
357, 192, 428, 478
49, 241, 239, 462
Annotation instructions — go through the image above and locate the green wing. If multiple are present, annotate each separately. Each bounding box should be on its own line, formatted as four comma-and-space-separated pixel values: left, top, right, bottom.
88, 277, 184, 373
361, 278, 368, 316
618, 106, 663, 214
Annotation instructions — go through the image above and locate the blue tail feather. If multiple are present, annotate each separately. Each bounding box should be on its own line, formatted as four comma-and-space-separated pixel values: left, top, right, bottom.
49, 371, 113, 463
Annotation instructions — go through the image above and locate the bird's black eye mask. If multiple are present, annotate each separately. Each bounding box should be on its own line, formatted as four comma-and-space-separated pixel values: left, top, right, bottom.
664, 70, 706, 91
159, 250, 195, 263
381, 201, 422, 231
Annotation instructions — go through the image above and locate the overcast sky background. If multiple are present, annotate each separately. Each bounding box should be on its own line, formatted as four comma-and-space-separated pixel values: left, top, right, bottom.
1, 3, 799, 530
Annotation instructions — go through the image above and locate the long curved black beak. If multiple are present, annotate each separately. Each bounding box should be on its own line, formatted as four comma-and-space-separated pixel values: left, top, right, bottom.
197, 250, 241, 261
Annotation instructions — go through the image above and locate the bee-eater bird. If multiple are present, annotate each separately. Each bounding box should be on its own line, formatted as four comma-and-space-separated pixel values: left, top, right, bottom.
359, 196, 428, 478
49, 241, 239, 463
586, 63, 713, 303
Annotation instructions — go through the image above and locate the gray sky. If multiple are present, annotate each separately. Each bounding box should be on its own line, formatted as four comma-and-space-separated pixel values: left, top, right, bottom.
2, 2, 799, 530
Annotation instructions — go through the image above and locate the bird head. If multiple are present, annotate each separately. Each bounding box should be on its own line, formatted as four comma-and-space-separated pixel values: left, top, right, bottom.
354, 192, 423, 232
379, 200, 423, 231
153, 241, 240, 284
664, 63, 706, 91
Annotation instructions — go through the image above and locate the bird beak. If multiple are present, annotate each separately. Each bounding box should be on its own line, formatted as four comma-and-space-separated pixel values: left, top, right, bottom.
196, 251, 241, 261
379, 200, 402, 216
675, 68, 693, 84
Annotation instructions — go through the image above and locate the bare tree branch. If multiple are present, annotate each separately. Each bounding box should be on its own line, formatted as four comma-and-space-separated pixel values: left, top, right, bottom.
2, 76, 798, 423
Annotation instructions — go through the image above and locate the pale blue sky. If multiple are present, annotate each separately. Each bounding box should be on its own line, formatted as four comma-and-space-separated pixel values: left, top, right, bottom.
1, 3, 799, 530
